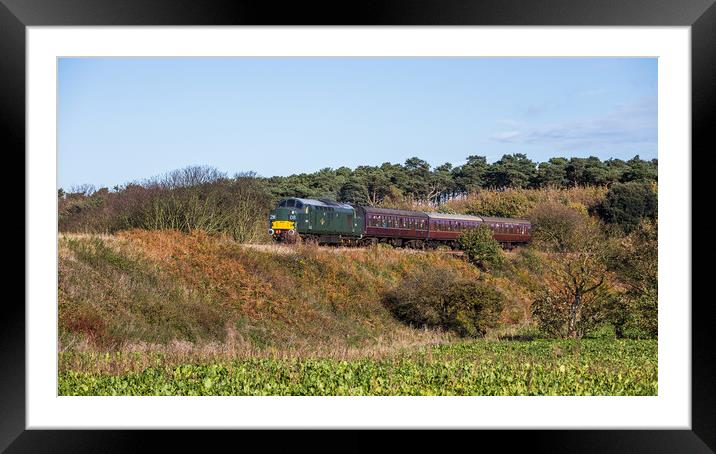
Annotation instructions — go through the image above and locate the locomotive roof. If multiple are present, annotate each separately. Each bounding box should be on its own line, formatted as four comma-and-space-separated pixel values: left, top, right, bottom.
425, 212, 484, 222
286, 198, 354, 210
360, 206, 429, 218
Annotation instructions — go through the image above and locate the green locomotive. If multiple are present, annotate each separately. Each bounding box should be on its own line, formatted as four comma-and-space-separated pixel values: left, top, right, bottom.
268, 198, 364, 244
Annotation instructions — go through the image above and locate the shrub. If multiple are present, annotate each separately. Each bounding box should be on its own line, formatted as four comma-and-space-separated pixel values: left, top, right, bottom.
531, 277, 617, 339
528, 201, 588, 253
383, 270, 503, 337
59, 168, 273, 243
526, 206, 618, 339
606, 219, 658, 338
597, 182, 657, 233
462, 189, 532, 218
458, 225, 503, 271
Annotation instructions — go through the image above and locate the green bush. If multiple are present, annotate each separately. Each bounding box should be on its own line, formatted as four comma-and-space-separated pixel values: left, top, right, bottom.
458, 225, 503, 271
597, 182, 657, 232
605, 219, 658, 339
383, 270, 503, 337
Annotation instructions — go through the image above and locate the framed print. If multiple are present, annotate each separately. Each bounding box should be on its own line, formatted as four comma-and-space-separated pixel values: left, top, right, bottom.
5, 0, 713, 451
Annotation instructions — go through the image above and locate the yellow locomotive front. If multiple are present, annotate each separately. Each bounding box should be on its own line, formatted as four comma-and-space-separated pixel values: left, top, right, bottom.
268, 198, 303, 242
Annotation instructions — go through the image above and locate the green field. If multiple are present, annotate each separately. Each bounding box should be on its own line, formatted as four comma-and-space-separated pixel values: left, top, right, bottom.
59, 339, 657, 396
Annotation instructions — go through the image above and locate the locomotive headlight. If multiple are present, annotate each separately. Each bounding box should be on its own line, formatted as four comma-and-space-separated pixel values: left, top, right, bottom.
268, 229, 275, 235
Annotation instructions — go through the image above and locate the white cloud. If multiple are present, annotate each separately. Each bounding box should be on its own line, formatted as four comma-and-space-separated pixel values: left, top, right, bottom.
490, 97, 656, 150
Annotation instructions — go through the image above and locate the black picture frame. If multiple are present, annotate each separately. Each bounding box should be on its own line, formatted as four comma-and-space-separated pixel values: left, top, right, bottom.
5, 0, 712, 451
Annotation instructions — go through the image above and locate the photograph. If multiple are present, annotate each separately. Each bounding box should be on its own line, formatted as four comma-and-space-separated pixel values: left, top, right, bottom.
3, 0, 710, 446
56, 56, 659, 397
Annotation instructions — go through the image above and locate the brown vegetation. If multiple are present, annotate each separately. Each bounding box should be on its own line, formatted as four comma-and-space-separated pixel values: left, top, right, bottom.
58, 231, 475, 356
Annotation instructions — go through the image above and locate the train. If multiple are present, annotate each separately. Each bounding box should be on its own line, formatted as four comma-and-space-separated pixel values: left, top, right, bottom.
268, 197, 531, 248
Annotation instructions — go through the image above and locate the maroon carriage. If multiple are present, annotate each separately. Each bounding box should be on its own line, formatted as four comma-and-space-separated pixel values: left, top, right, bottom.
425, 212, 484, 242
424, 212, 531, 247
479, 216, 531, 245
358, 206, 429, 247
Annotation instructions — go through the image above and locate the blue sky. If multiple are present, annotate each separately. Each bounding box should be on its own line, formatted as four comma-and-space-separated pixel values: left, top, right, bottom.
58, 57, 657, 190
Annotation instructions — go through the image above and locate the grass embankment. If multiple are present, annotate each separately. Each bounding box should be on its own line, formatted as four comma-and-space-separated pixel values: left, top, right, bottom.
59, 230, 470, 354
59, 339, 657, 396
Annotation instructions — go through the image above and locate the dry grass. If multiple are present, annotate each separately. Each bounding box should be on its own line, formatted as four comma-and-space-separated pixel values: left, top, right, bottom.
58, 230, 468, 359
58, 325, 452, 374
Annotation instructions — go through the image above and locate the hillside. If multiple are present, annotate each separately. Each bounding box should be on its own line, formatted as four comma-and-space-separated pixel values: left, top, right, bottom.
59, 230, 489, 358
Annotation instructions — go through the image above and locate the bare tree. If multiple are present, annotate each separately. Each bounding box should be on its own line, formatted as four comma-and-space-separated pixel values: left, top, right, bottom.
69, 184, 97, 197
159, 165, 226, 189
530, 203, 616, 338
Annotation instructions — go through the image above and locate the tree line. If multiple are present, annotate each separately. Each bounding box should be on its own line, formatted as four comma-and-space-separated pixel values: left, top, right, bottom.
263, 154, 656, 206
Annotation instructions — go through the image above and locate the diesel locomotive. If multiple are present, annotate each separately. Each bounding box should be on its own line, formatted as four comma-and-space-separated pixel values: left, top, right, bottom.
268, 197, 531, 248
